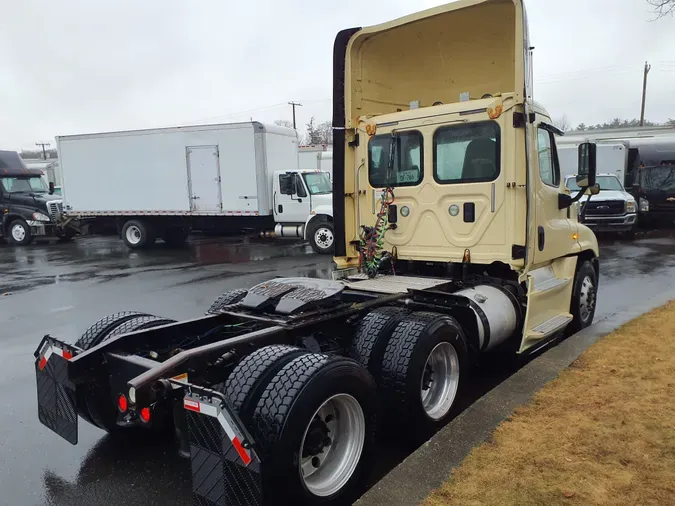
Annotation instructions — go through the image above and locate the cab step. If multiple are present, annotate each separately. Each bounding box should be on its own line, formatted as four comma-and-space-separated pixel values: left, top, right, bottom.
530, 266, 572, 295
526, 313, 573, 340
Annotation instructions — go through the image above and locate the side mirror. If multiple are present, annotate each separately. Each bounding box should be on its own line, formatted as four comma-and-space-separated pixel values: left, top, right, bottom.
279, 174, 296, 195
576, 142, 597, 188
588, 184, 600, 196
48, 181, 55, 195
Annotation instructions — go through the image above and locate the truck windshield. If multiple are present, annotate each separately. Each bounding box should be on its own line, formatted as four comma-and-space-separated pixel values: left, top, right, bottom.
640, 165, 675, 191
303, 172, 332, 195
566, 175, 624, 192
0, 176, 49, 193
368, 131, 423, 188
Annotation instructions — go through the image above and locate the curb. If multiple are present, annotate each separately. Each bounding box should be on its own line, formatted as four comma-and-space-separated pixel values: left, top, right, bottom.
357, 288, 675, 506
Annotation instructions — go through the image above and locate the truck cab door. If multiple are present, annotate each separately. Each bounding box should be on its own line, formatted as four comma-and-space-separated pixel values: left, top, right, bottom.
532, 123, 573, 264
274, 172, 311, 223
520, 122, 577, 352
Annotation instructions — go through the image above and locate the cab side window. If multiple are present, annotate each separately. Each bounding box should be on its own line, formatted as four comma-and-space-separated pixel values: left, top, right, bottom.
537, 128, 560, 187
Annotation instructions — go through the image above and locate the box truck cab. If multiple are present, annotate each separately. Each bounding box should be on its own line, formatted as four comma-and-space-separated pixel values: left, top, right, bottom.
273, 169, 334, 253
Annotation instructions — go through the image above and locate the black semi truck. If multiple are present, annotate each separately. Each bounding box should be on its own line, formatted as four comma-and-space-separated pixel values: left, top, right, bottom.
1, 150, 76, 244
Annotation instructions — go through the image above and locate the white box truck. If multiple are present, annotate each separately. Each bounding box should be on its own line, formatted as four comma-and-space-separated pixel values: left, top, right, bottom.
57, 121, 335, 253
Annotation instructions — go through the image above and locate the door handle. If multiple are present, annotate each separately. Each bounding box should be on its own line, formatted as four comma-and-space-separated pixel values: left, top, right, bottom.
278, 204, 283, 213
538, 226, 545, 251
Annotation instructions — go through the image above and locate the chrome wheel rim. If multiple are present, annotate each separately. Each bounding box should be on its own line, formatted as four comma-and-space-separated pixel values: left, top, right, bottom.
299, 393, 365, 497
314, 227, 334, 250
579, 275, 596, 323
420, 342, 460, 421
125, 225, 142, 245
11, 224, 26, 242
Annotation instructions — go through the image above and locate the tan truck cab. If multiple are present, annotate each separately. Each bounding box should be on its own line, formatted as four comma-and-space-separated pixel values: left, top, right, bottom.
331, 0, 599, 352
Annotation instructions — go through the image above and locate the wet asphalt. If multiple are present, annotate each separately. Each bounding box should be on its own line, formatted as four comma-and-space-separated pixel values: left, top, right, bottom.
1, 232, 675, 506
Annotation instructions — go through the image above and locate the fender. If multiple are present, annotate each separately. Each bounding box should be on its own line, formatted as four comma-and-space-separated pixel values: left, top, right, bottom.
303, 205, 333, 240
570, 222, 600, 258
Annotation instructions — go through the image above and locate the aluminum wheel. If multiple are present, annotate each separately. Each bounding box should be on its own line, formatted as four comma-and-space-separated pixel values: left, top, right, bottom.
314, 227, 334, 250
11, 223, 26, 242
420, 342, 460, 421
125, 225, 142, 245
299, 393, 365, 497
579, 275, 596, 323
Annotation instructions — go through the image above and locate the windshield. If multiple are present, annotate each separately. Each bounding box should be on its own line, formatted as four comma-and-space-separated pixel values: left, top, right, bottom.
566, 175, 624, 192
0, 176, 49, 193
640, 165, 675, 191
302, 172, 332, 195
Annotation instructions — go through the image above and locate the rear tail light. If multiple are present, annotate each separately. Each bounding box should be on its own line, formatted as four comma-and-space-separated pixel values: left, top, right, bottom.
118, 394, 128, 413
140, 407, 151, 423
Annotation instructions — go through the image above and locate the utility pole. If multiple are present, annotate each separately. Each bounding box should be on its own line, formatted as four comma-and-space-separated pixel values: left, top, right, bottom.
639, 61, 651, 127
35, 142, 51, 160
288, 101, 302, 130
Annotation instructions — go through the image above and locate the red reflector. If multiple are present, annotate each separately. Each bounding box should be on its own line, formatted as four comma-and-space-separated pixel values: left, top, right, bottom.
118, 394, 128, 412
232, 437, 252, 466
140, 407, 151, 423
62, 350, 73, 360
38, 357, 48, 371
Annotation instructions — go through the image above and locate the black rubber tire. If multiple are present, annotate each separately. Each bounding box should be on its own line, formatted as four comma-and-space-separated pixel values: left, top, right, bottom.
380, 312, 468, 434
121, 219, 156, 249
7, 218, 32, 245
206, 288, 248, 314
102, 315, 176, 340
161, 227, 189, 246
307, 220, 335, 255
74, 311, 149, 351
568, 260, 597, 335
350, 306, 409, 383
224, 345, 308, 424
251, 354, 377, 505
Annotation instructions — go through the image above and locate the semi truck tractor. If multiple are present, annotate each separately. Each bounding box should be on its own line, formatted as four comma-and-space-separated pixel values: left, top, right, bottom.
57, 121, 335, 253
34, 1, 600, 505
0, 150, 75, 245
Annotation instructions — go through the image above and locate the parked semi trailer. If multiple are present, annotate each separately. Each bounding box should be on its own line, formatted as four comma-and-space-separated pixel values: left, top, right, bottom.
35, 1, 600, 505
57, 121, 335, 253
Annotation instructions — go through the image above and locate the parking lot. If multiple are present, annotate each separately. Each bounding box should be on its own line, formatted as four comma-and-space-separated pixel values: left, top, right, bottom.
2, 232, 675, 506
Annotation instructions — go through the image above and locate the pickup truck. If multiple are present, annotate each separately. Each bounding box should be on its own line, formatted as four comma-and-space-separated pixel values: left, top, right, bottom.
565, 174, 637, 234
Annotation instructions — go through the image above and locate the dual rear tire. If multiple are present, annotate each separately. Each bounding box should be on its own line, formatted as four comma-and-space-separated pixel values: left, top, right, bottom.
351, 308, 468, 434
224, 346, 377, 505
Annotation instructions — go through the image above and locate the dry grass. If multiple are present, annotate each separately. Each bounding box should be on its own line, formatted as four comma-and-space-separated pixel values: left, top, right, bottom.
424, 302, 675, 506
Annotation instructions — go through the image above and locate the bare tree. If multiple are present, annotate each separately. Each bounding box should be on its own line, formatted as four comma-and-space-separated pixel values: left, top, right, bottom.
552, 115, 571, 132
647, 0, 675, 17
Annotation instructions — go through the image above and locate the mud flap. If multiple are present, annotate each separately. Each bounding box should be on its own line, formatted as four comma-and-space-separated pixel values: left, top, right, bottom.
34, 337, 79, 445
182, 385, 263, 506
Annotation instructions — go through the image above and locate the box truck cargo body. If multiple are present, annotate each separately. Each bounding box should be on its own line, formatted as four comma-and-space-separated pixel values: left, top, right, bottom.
57, 121, 335, 253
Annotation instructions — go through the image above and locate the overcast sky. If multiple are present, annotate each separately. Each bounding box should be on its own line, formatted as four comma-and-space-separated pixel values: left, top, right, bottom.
1, 0, 673, 150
